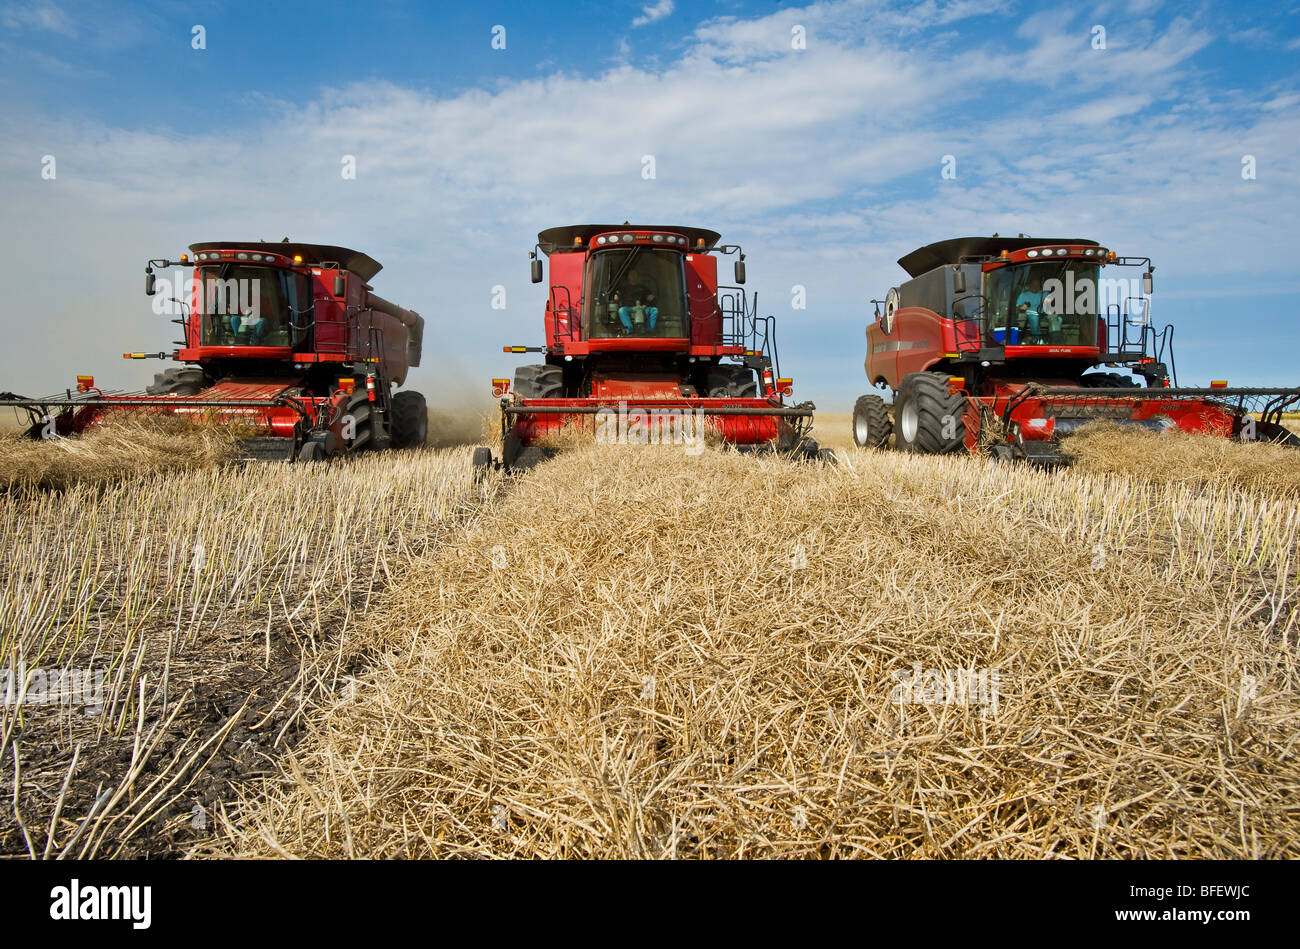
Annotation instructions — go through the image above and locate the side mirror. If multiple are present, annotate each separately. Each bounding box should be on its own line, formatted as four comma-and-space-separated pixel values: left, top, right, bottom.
734, 260, 746, 285
145, 271, 156, 296
1142, 271, 1153, 295
531, 258, 543, 284
333, 274, 345, 297
952, 267, 966, 294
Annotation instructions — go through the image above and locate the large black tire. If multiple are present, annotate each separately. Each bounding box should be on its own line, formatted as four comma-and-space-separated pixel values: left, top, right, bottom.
472, 446, 494, 470
513, 365, 564, 399
298, 441, 325, 463
390, 389, 428, 448
344, 391, 374, 452
894, 372, 967, 454
1079, 372, 1139, 389
989, 443, 1017, 463
852, 393, 893, 448
705, 365, 758, 398
146, 366, 208, 396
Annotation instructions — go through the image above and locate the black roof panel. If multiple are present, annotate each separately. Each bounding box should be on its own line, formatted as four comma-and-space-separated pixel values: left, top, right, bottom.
188, 241, 383, 280
538, 224, 723, 254
898, 236, 1098, 278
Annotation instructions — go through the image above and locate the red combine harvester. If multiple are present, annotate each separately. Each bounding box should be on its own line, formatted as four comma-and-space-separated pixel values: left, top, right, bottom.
481, 223, 822, 470
1, 241, 427, 462
852, 236, 1300, 463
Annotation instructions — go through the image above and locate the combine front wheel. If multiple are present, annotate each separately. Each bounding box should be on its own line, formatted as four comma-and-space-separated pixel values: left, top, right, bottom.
501, 432, 522, 468
894, 372, 966, 454
852, 394, 893, 448
512, 446, 547, 471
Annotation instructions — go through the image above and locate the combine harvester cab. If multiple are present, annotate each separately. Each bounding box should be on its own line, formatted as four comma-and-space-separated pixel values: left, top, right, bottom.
1, 241, 427, 462
480, 223, 823, 471
852, 236, 1300, 464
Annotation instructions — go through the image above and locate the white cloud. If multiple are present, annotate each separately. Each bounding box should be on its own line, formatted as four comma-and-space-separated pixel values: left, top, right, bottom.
1061, 93, 1153, 126
0, 0, 74, 35
632, 0, 674, 29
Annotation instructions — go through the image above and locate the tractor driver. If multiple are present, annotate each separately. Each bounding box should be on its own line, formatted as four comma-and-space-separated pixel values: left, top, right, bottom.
615, 268, 659, 334
1016, 274, 1046, 342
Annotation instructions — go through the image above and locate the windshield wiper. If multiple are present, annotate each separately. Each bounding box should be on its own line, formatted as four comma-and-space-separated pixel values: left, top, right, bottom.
607, 247, 641, 295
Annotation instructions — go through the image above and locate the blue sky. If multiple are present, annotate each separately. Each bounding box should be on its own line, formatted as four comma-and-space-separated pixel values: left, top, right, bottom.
2, 0, 1299, 411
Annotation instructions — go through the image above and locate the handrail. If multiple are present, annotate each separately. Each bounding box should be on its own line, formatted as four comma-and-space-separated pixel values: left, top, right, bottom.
550, 284, 578, 342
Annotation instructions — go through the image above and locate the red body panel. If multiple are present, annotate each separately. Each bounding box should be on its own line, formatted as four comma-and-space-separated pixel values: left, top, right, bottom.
869, 307, 945, 385
1002, 345, 1101, 360
591, 375, 682, 399
312, 267, 349, 355
562, 338, 689, 355
546, 253, 584, 346
685, 253, 721, 347
178, 346, 293, 361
